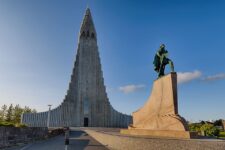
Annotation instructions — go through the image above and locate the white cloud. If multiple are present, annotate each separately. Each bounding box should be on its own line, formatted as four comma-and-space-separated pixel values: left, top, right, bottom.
202, 73, 225, 81
177, 70, 202, 84
119, 84, 145, 94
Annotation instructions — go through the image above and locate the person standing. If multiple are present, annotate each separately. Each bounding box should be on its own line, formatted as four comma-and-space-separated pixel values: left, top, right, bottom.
64, 127, 70, 149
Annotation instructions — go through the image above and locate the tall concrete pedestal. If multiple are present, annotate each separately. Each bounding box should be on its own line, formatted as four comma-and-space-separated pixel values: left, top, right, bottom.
121, 72, 195, 139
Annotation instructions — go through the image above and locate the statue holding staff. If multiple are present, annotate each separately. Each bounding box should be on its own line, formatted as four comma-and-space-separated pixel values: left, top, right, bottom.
153, 44, 174, 78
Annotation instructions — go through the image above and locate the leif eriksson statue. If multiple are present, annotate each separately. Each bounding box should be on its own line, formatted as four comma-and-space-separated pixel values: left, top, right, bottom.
153, 44, 174, 78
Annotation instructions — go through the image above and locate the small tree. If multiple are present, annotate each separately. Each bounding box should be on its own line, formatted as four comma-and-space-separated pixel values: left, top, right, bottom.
31, 109, 37, 113
0, 105, 7, 121
200, 124, 220, 137
214, 119, 222, 126
13, 104, 23, 124
189, 123, 201, 132
23, 106, 32, 113
5, 104, 14, 122
0, 110, 2, 122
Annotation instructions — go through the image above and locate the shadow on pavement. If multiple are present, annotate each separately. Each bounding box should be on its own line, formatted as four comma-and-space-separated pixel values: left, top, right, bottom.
68, 130, 108, 150
68, 139, 89, 150
70, 130, 87, 138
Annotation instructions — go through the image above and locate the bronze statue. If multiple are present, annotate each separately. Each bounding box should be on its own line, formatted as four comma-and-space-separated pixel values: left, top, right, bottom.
153, 44, 174, 77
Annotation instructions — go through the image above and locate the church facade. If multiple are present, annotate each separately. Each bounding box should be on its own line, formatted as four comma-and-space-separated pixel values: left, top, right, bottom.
21, 8, 132, 127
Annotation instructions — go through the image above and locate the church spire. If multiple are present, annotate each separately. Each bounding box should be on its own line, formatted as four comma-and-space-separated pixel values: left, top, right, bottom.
79, 8, 96, 40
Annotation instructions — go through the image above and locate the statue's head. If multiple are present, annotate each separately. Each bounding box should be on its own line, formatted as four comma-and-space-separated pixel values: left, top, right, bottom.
160, 44, 165, 49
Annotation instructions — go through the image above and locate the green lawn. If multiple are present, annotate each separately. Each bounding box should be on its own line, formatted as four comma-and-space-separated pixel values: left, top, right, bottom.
0, 121, 14, 127
219, 131, 225, 139
0, 121, 27, 127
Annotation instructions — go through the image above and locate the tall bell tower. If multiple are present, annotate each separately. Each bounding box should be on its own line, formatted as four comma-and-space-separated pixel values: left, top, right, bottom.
67, 8, 110, 126
21, 8, 132, 128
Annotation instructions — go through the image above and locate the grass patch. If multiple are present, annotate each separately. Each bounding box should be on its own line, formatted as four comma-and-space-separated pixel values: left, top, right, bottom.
0, 121, 27, 127
0, 121, 15, 127
219, 131, 225, 138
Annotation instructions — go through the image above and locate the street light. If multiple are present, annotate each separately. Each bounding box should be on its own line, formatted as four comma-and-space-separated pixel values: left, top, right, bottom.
47, 104, 52, 128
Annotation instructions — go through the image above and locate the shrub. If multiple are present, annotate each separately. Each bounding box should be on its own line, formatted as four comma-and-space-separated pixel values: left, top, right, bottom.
189, 123, 201, 132
219, 131, 225, 138
189, 123, 220, 137
0, 121, 15, 127
15, 123, 27, 128
200, 124, 220, 137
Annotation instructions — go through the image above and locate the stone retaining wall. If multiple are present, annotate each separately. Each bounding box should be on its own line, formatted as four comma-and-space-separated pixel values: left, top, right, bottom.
0, 127, 48, 149
84, 129, 225, 150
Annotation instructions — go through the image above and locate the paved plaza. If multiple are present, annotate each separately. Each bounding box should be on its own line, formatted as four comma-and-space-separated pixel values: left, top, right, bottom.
13, 129, 108, 150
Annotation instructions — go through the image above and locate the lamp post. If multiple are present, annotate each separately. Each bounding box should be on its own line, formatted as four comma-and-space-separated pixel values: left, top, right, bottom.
47, 104, 52, 128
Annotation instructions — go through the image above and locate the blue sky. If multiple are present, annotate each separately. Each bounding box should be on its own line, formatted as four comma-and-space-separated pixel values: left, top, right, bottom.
0, 0, 225, 122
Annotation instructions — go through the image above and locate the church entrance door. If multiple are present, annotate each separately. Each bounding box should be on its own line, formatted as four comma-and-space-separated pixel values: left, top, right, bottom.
84, 117, 88, 127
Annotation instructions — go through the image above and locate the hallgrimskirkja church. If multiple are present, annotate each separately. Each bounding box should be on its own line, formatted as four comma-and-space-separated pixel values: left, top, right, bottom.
21, 8, 132, 127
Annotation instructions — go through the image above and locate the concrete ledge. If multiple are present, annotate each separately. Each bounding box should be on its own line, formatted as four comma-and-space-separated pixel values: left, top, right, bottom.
83, 128, 225, 150
120, 129, 196, 139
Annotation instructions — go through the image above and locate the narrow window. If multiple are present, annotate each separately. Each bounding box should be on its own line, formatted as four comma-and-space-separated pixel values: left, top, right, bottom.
91, 33, 95, 39
83, 98, 89, 115
81, 31, 85, 37
87, 31, 90, 37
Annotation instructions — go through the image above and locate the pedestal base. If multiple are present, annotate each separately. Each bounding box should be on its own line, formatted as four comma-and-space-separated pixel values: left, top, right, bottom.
120, 129, 197, 139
